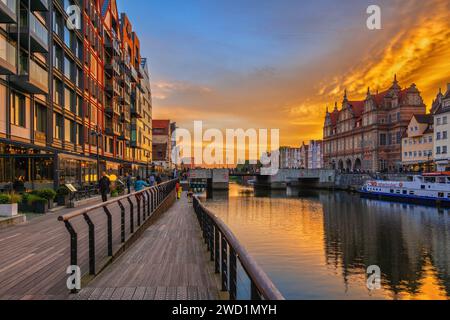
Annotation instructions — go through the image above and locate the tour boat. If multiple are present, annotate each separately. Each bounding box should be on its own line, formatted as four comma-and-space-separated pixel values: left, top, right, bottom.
360, 172, 450, 206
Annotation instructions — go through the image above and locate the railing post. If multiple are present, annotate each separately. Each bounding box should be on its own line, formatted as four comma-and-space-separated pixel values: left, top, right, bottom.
127, 197, 134, 234
64, 220, 78, 294
214, 227, 220, 274
83, 213, 95, 275
103, 206, 113, 256
135, 194, 141, 226
146, 190, 151, 217
150, 188, 155, 212
221, 234, 228, 292
64, 220, 77, 265
209, 217, 214, 262
118, 200, 126, 243
229, 247, 237, 300
251, 282, 261, 300
142, 192, 147, 220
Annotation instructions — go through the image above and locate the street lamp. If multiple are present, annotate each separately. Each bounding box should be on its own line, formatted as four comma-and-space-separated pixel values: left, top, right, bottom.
91, 125, 102, 182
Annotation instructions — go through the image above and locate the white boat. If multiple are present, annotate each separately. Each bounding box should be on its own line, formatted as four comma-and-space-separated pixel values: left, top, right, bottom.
360, 172, 450, 206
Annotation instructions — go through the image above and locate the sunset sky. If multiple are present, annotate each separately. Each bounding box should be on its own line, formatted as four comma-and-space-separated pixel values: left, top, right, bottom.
120, 0, 450, 148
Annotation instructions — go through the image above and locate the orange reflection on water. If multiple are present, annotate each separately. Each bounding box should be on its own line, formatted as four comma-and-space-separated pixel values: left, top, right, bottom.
205, 184, 450, 300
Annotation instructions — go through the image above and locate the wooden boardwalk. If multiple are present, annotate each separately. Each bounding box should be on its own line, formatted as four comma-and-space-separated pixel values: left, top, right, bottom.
73, 196, 220, 300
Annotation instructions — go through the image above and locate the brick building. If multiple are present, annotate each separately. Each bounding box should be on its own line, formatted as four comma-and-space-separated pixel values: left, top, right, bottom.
323, 76, 426, 172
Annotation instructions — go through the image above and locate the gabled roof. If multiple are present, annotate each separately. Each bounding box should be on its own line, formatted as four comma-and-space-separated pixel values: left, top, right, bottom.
414, 114, 433, 125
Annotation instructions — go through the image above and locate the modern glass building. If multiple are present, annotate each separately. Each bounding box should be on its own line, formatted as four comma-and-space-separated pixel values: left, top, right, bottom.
0, 0, 153, 191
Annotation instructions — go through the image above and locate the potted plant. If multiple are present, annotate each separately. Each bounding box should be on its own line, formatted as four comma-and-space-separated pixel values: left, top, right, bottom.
56, 186, 70, 206
38, 189, 57, 209
111, 190, 119, 198
19, 193, 31, 213
28, 195, 48, 214
0, 194, 21, 217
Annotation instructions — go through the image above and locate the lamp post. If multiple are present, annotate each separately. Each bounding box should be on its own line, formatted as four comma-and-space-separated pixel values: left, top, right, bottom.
91, 125, 102, 182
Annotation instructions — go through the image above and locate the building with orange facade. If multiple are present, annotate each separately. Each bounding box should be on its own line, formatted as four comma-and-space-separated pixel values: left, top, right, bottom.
323, 76, 426, 173
0, 0, 153, 190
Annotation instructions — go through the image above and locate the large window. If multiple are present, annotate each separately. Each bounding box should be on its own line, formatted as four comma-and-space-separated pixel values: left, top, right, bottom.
64, 56, 72, 79
53, 44, 63, 71
10, 92, 26, 127
54, 78, 63, 105
35, 104, 47, 133
54, 113, 63, 140
64, 119, 72, 142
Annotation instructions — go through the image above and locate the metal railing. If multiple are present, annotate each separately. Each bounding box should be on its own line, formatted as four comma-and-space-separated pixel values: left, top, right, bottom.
193, 196, 285, 300
58, 179, 177, 290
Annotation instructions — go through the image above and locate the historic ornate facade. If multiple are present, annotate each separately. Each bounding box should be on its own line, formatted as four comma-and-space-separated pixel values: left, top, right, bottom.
323, 76, 426, 172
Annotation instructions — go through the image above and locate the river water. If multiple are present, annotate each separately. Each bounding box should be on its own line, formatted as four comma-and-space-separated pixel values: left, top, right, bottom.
203, 183, 450, 300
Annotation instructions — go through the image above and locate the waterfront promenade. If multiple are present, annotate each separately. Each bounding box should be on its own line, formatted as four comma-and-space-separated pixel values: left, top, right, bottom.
0, 187, 217, 300
73, 197, 219, 300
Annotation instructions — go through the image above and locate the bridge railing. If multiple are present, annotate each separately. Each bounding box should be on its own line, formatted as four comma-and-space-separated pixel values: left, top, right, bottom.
58, 179, 178, 292
193, 196, 285, 300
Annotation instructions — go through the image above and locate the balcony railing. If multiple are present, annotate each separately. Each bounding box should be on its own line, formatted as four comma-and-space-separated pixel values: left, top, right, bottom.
30, 0, 48, 11
11, 56, 48, 94
0, 37, 16, 74
0, 0, 16, 23
30, 13, 48, 47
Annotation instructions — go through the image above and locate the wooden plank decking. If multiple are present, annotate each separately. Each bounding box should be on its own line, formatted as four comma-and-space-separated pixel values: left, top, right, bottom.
73, 196, 220, 300
0, 193, 218, 300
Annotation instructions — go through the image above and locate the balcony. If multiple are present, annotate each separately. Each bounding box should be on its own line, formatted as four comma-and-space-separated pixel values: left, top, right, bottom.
0, 38, 16, 74
105, 57, 120, 76
10, 12, 48, 53
0, 0, 16, 23
10, 57, 48, 94
131, 104, 143, 119
130, 66, 138, 82
105, 37, 121, 56
29, 0, 48, 11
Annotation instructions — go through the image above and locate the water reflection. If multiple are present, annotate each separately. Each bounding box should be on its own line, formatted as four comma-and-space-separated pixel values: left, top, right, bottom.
204, 184, 449, 300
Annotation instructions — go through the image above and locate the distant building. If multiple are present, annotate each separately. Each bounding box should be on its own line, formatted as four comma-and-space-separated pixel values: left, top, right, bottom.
401, 115, 434, 172
307, 140, 323, 169
299, 142, 309, 169
279, 147, 301, 169
431, 84, 450, 171
152, 120, 172, 170
323, 76, 426, 172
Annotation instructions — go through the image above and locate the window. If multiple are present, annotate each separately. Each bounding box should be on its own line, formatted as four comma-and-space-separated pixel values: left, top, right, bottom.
64, 56, 72, 80
53, 79, 63, 105
443, 146, 448, 154
437, 132, 441, 140
35, 104, 47, 133
53, 45, 63, 71
76, 96, 83, 117
437, 118, 442, 125
444, 116, 448, 125
64, 86, 72, 111
437, 146, 441, 154
444, 131, 448, 140
64, 26, 72, 49
65, 119, 72, 142
10, 92, 26, 127
379, 134, 386, 146
54, 113, 63, 140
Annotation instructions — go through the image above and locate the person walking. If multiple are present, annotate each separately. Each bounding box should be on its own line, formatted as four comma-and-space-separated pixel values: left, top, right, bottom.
149, 174, 156, 186
155, 174, 162, 185
99, 172, 111, 202
134, 176, 150, 192
125, 173, 132, 194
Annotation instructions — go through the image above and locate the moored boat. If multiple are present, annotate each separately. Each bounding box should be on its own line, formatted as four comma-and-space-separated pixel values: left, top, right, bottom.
360, 172, 450, 206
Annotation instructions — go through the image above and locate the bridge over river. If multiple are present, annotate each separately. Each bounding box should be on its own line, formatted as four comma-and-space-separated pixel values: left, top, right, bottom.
0, 180, 283, 300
